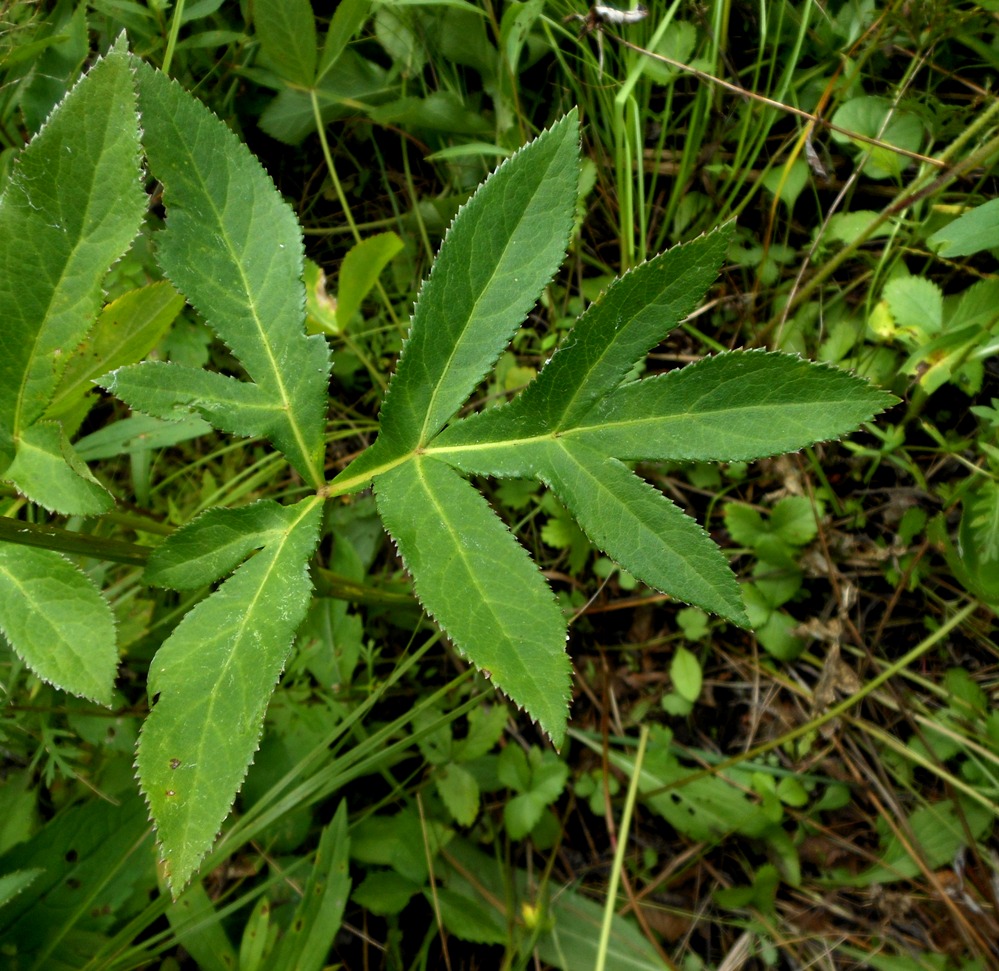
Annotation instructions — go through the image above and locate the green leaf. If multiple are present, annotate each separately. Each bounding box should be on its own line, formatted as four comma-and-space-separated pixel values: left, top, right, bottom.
145, 499, 311, 589
565, 351, 897, 462
0, 792, 155, 965
336, 231, 404, 328
137, 496, 323, 894
607, 727, 778, 842
670, 645, 702, 702
844, 799, 993, 887
272, 801, 351, 971
359, 109, 580, 466
375, 456, 570, 745
118, 59, 331, 487
0, 40, 144, 484
541, 442, 748, 625
0, 869, 42, 910
254, 0, 318, 86
317, 0, 372, 82
102, 360, 276, 434
504, 791, 546, 839
327, 113, 895, 747
166, 882, 239, 971
927, 197, 999, 257
258, 51, 390, 146
436, 763, 480, 827
830, 96, 924, 180
430, 886, 507, 945
3, 421, 114, 515
74, 414, 212, 462
45, 281, 185, 435
883, 276, 943, 335
432, 226, 734, 459
0, 546, 117, 704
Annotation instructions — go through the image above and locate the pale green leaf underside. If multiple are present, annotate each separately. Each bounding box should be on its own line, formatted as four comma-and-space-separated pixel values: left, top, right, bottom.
138, 496, 322, 893
0, 546, 117, 704
131, 59, 330, 486
0, 43, 144, 467
369, 109, 580, 459
4, 422, 113, 515
146, 499, 311, 590
375, 456, 570, 746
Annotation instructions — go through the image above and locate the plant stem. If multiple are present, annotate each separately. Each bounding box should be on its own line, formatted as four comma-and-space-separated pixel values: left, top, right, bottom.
596, 724, 649, 971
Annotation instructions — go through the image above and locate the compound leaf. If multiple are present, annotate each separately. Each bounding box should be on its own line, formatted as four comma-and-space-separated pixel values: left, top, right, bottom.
329, 112, 895, 747
137, 496, 323, 894
375, 456, 570, 745
0, 546, 117, 704
122, 58, 330, 487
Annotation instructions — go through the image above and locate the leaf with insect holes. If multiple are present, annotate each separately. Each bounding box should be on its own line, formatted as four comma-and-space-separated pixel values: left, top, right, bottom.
330, 112, 895, 747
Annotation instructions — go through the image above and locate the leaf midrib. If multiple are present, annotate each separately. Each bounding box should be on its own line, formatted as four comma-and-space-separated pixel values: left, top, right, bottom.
211, 185, 320, 486
168, 496, 319, 870
413, 456, 543, 691
150, 92, 321, 488
416, 177, 557, 447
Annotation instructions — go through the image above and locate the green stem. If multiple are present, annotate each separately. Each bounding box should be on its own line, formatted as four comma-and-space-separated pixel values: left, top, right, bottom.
595, 724, 649, 971
0, 517, 151, 566
160, 0, 185, 76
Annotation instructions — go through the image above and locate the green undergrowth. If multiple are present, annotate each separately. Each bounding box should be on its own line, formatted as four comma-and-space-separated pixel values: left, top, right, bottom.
1, 2, 998, 970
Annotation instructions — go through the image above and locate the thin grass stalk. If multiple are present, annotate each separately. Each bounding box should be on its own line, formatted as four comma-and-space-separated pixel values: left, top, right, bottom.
595, 724, 650, 971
